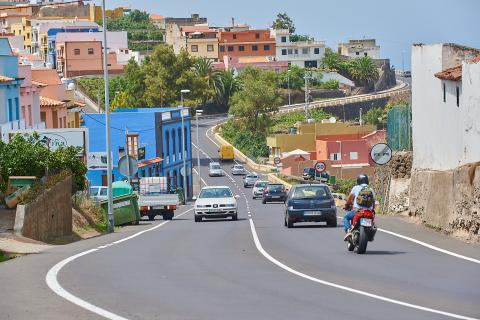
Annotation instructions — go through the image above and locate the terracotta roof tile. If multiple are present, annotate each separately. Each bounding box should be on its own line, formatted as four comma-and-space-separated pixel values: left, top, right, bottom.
40, 96, 65, 108
138, 157, 163, 168
31, 69, 62, 86
32, 80, 47, 87
435, 55, 480, 81
150, 14, 164, 20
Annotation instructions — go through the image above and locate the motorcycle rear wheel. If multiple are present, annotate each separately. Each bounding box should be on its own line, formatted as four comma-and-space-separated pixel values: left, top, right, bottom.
355, 226, 369, 254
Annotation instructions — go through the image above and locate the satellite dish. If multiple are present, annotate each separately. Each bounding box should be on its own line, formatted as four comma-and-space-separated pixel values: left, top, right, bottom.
67, 83, 75, 90
329, 117, 337, 123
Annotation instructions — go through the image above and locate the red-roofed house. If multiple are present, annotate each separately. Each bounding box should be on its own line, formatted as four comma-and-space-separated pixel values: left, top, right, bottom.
19, 64, 45, 129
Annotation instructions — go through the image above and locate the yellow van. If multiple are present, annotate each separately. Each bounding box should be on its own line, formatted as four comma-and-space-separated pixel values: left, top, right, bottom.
219, 145, 234, 161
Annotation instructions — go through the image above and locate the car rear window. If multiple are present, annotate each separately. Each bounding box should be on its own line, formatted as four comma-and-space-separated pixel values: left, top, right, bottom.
255, 181, 268, 188
292, 185, 330, 200
268, 184, 283, 191
211, 164, 221, 170
247, 175, 258, 179
234, 165, 243, 169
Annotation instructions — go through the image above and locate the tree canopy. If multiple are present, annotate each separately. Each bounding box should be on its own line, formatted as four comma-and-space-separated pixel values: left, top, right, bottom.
347, 56, 380, 86
271, 12, 296, 33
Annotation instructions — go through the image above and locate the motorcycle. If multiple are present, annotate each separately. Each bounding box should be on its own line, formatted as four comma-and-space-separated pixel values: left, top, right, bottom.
345, 208, 377, 254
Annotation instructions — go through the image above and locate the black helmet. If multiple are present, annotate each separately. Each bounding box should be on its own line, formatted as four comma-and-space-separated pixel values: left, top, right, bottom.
357, 174, 369, 185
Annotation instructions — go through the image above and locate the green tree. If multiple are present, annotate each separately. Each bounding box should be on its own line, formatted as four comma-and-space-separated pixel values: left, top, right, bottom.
230, 67, 282, 133
278, 65, 305, 90
123, 59, 147, 108
110, 91, 129, 110
214, 69, 240, 110
194, 58, 219, 108
290, 34, 313, 42
320, 79, 339, 89
347, 56, 380, 86
271, 12, 296, 33
321, 48, 342, 71
364, 107, 385, 125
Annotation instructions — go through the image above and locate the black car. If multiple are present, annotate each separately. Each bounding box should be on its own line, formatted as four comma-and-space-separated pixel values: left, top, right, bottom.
262, 183, 287, 204
284, 184, 337, 228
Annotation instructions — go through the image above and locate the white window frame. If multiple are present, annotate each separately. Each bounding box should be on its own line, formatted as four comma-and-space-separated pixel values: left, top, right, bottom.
350, 152, 358, 160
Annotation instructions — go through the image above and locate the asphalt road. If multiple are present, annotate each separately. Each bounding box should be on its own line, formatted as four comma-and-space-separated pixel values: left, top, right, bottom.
0, 115, 479, 320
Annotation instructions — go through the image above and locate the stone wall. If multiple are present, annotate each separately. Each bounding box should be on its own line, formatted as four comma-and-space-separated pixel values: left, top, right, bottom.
14, 176, 72, 242
409, 162, 480, 241
321, 97, 391, 121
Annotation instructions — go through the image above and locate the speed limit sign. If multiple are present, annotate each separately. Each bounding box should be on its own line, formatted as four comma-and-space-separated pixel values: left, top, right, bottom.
315, 161, 326, 173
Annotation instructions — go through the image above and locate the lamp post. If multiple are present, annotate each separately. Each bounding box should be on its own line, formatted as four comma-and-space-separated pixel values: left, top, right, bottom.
287, 69, 291, 106
101, 0, 114, 233
180, 89, 190, 200
304, 71, 312, 122
336, 140, 343, 180
195, 109, 203, 191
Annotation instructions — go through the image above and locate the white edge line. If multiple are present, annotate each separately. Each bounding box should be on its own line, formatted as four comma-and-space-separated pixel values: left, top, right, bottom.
46, 207, 195, 320
248, 218, 478, 320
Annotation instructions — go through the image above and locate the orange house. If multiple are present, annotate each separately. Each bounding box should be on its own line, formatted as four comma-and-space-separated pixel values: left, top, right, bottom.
217, 29, 275, 61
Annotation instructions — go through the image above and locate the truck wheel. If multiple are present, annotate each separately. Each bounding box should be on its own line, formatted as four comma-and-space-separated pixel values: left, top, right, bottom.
148, 214, 155, 221
194, 215, 202, 222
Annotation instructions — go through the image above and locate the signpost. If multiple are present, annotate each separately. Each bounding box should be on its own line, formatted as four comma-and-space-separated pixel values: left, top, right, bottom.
273, 157, 281, 172
87, 152, 108, 171
370, 143, 393, 214
118, 155, 138, 183
315, 161, 326, 181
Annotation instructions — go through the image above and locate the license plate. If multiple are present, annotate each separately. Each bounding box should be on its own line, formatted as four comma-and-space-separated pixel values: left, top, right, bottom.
304, 211, 322, 216
272, 196, 280, 199
210, 208, 222, 212
152, 206, 165, 210
360, 218, 373, 227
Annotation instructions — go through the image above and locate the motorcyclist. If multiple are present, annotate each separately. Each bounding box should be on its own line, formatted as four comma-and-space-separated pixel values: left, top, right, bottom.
343, 174, 375, 240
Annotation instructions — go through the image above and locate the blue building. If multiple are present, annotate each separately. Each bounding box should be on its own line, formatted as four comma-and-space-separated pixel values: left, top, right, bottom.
83, 107, 193, 199
0, 39, 23, 141
47, 27, 100, 68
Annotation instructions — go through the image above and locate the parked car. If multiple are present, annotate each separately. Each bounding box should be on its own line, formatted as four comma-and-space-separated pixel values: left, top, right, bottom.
209, 162, 225, 177
90, 186, 108, 203
284, 184, 337, 228
252, 180, 269, 199
303, 167, 316, 180
232, 164, 246, 175
262, 183, 288, 204
243, 173, 259, 187
194, 186, 239, 222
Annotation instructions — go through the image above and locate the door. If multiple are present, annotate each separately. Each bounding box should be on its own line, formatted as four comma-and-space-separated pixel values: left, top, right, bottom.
101, 174, 114, 186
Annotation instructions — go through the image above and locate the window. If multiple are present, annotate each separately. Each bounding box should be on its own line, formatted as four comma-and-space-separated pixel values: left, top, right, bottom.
456, 86, 460, 107
178, 128, 182, 157
219, 45, 225, 52
264, 44, 270, 51
294, 49, 298, 54
364, 52, 368, 57
255, 33, 260, 39
88, 48, 94, 54
184, 127, 188, 152
281, 36, 287, 43
238, 45, 245, 52
356, 52, 360, 56
165, 131, 170, 161
330, 153, 341, 161
287, 49, 293, 55
191, 45, 198, 52
207, 44, 214, 52
314, 48, 320, 54
443, 83, 446, 102
350, 152, 358, 160
302, 48, 309, 54
7, 99, 13, 121
40, 111, 46, 123
15, 97, 19, 120
233, 33, 237, 39
127, 134, 139, 158
252, 45, 258, 51
281, 49, 287, 56
74, 48, 80, 55
228, 46, 234, 52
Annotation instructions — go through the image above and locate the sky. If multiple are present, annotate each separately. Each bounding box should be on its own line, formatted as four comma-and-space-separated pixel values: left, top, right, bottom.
94, 0, 480, 70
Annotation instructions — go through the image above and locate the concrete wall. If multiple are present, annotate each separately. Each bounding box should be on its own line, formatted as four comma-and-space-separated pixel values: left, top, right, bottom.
409, 163, 480, 240
14, 175, 72, 242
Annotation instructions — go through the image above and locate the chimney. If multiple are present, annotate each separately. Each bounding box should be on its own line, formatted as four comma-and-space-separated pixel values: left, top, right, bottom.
231, 17, 235, 27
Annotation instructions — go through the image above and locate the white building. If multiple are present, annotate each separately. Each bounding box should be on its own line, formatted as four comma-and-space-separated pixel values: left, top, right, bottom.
411, 43, 480, 171
338, 39, 380, 59
272, 29, 325, 68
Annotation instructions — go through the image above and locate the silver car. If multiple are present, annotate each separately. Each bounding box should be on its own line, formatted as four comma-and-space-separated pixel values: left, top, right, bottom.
252, 180, 268, 199
243, 173, 259, 188
209, 162, 225, 177
232, 164, 246, 175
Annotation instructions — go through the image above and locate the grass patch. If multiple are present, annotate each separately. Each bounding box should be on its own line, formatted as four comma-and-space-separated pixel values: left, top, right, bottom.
0, 251, 15, 263
271, 108, 332, 134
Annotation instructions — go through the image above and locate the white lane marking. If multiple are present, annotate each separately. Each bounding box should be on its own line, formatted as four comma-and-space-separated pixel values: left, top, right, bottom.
336, 216, 480, 264
248, 218, 478, 320
46, 207, 194, 320
192, 168, 208, 187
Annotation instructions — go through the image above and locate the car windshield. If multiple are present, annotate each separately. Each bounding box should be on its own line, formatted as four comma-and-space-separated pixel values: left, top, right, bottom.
199, 187, 233, 198
90, 187, 99, 195
211, 164, 221, 170
255, 181, 268, 188
234, 165, 244, 169
247, 175, 258, 179
303, 168, 313, 173
292, 185, 330, 200
268, 184, 283, 191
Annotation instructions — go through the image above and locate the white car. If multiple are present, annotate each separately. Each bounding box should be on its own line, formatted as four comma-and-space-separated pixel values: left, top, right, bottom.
252, 180, 268, 199
208, 162, 225, 177
194, 186, 239, 222
90, 186, 108, 203
231, 164, 246, 175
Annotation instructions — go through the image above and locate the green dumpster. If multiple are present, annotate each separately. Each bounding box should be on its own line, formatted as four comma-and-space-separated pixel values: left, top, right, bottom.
329, 175, 337, 185
100, 193, 141, 226
112, 181, 133, 197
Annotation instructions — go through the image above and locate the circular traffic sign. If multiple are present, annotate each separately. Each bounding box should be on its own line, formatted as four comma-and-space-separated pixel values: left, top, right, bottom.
274, 157, 281, 165
370, 143, 393, 165
315, 161, 326, 173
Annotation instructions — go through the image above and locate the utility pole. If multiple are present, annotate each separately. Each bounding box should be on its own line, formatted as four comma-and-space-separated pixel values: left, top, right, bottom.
102, 0, 114, 233
359, 108, 363, 126
195, 109, 203, 191
287, 69, 291, 106
180, 89, 190, 201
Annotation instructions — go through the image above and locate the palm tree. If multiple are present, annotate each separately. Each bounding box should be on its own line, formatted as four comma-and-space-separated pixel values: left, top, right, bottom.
347, 56, 379, 86
194, 58, 220, 107
215, 69, 240, 110
321, 48, 342, 71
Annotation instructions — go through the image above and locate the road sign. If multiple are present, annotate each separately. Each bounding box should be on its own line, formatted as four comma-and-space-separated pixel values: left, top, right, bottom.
118, 155, 138, 177
137, 147, 146, 161
315, 161, 326, 173
87, 152, 108, 170
274, 157, 281, 165
370, 143, 393, 165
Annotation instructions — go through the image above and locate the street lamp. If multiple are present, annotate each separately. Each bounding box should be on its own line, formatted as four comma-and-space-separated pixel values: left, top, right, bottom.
195, 109, 203, 191
180, 89, 190, 201
287, 69, 291, 106
336, 140, 343, 180
101, 0, 114, 232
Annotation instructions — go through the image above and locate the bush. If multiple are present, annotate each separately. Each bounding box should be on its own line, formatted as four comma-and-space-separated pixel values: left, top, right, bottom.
220, 120, 269, 160
271, 108, 332, 133
320, 79, 340, 89
334, 179, 356, 195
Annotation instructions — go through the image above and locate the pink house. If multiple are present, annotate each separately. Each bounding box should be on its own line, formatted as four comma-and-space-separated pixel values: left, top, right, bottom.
31, 69, 68, 129
18, 63, 44, 128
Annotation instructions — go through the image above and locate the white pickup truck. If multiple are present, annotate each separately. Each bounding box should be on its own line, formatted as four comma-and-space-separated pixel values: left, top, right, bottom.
137, 177, 180, 221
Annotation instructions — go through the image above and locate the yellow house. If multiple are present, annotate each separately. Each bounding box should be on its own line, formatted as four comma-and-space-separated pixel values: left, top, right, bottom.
89, 5, 103, 23
267, 122, 377, 161
11, 17, 32, 52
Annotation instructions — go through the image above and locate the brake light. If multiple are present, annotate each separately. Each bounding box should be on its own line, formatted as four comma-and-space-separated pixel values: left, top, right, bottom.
140, 206, 148, 211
